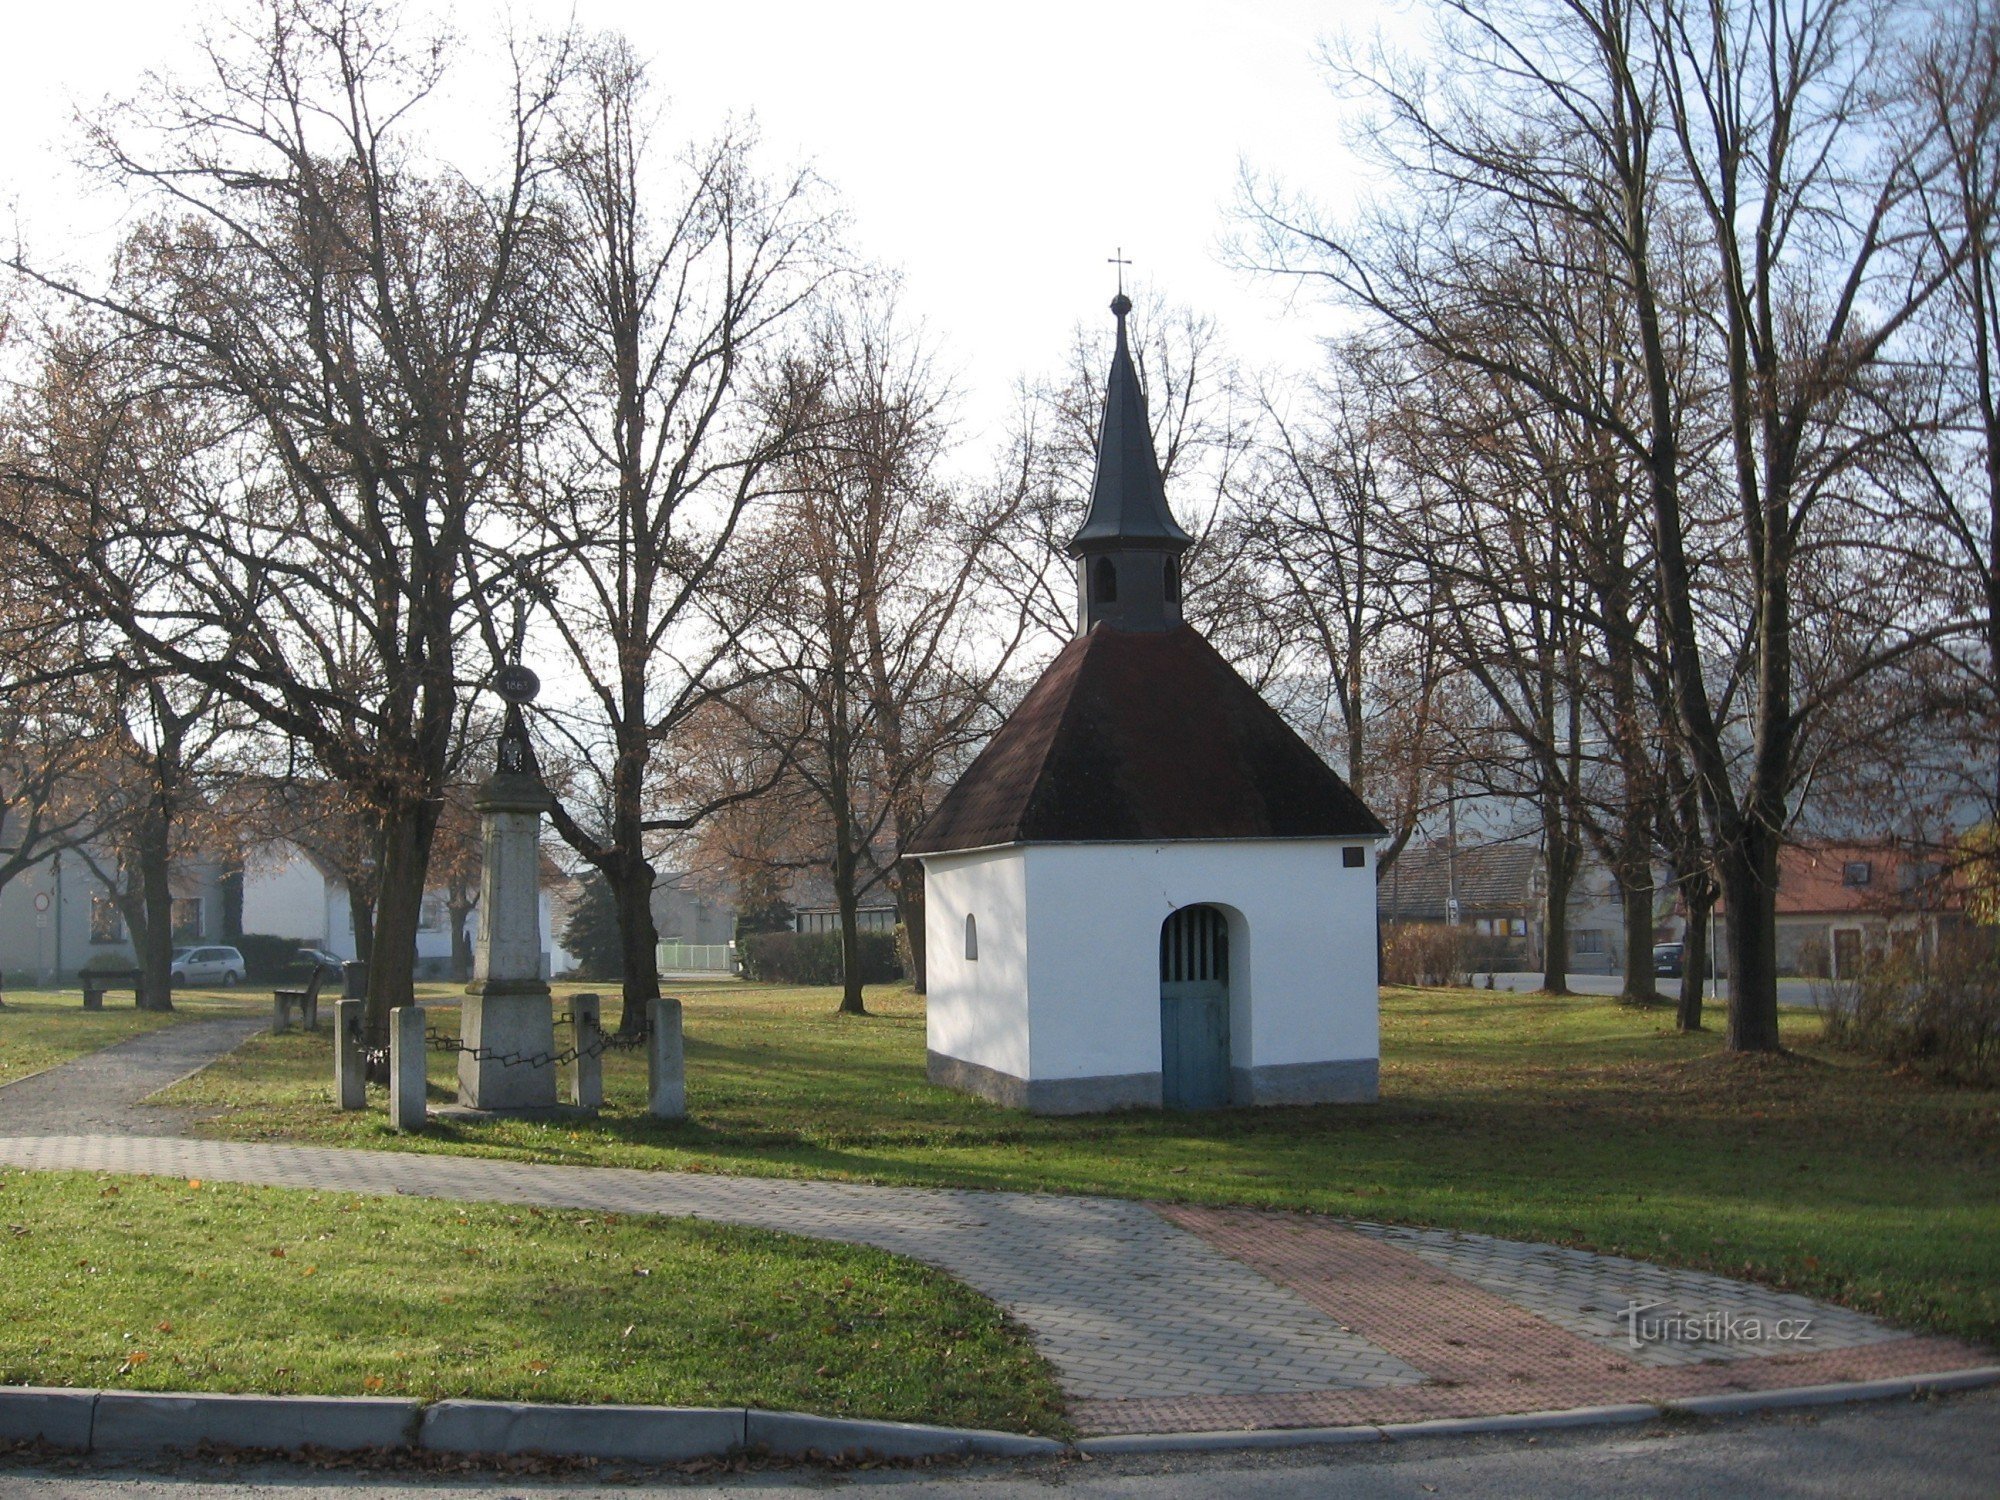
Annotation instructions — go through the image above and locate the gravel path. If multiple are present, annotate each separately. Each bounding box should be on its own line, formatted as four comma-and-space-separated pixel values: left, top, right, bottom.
0, 1014, 265, 1136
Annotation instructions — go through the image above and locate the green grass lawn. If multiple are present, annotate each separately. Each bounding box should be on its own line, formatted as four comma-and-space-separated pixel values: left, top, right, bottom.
161, 982, 2000, 1351
0, 1168, 1065, 1434
0, 990, 260, 1086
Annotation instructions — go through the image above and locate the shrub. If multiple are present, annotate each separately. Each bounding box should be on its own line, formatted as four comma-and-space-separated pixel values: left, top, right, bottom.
562, 873, 623, 980
1817, 930, 2000, 1084
1795, 935, 1830, 979
231, 934, 306, 982
1382, 922, 1472, 988
739, 930, 903, 985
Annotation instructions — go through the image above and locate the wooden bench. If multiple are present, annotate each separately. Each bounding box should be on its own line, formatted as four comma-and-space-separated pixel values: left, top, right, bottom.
81, 968, 144, 1010
272, 967, 327, 1032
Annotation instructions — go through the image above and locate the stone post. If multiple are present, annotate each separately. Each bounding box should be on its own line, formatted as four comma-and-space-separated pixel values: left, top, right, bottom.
458, 756, 558, 1112
647, 996, 685, 1119
570, 992, 603, 1112
389, 1004, 427, 1131
334, 998, 366, 1110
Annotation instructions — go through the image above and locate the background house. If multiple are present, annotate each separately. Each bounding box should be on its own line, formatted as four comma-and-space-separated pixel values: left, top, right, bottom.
0, 849, 227, 984
238, 836, 572, 981
1768, 843, 1963, 978
1376, 840, 1636, 974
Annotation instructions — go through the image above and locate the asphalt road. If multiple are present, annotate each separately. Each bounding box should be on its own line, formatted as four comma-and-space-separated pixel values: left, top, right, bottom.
3, 1390, 1996, 1499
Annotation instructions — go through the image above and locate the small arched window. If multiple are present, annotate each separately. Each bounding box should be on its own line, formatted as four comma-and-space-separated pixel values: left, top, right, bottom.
964, 912, 979, 961
1092, 556, 1118, 604
1163, 557, 1181, 604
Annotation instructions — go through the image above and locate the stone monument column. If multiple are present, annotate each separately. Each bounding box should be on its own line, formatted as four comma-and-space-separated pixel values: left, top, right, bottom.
459, 663, 559, 1111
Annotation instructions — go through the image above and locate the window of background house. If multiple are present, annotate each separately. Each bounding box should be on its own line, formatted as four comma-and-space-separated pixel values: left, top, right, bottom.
171, 898, 203, 941
1843, 861, 1872, 886
964, 913, 979, 961
89, 895, 124, 944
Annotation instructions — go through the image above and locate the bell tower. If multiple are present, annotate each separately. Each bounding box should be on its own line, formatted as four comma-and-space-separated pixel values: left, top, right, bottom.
1066, 293, 1193, 634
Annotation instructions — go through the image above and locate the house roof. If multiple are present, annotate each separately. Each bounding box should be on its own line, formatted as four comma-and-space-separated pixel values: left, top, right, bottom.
907, 623, 1385, 853
1377, 842, 1541, 923
1771, 843, 1961, 917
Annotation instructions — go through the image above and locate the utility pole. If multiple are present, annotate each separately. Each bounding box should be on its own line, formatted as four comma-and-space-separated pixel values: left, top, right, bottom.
52, 850, 64, 987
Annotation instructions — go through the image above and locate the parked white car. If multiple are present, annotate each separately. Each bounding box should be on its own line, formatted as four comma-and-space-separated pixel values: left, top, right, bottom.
170, 946, 245, 987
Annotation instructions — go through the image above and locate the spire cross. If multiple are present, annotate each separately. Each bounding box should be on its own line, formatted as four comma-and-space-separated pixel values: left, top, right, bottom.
1107, 247, 1132, 296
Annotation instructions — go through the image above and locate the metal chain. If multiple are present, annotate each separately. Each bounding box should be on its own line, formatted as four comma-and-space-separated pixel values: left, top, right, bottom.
420, 1006, 652, 1070
358, 1002, 656, 1073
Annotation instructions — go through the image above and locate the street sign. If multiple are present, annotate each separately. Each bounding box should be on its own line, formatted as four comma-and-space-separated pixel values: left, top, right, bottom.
1446, 897, 1461, 926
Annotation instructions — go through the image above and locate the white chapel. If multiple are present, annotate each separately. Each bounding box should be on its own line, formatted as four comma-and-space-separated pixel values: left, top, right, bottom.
908, 293, 1387, 1113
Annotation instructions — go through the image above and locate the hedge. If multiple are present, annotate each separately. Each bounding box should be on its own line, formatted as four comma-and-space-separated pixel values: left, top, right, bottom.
738, 930, 903, 985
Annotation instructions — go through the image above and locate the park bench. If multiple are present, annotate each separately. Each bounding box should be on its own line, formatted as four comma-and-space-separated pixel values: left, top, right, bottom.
80, 968, 144, 1011
272, 966, 326, 1032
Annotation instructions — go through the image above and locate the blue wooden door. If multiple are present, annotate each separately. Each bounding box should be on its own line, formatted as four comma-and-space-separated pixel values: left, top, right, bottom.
1160, 906, 1231, 1109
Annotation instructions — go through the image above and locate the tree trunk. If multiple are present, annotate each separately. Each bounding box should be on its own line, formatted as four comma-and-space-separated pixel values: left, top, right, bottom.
831, 823, 867, 1016
890, 857, 926, 994
136, 802, 175, 1013
448, 896, 475, 982
1720, 827, 1784, 1052
1542, 834, 1577, 995
347, 881, 375, 974
364, 799, 439, 1049
1678, 886, 1713, 1032
611, 856, 662, 1036
1619, 872, 1657, 1006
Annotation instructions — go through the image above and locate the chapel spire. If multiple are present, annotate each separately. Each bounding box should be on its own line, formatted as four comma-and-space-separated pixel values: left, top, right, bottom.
1066, 293, 1193, 635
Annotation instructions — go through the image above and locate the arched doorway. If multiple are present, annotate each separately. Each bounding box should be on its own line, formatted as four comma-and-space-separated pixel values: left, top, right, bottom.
1160, 905, 1231, 1108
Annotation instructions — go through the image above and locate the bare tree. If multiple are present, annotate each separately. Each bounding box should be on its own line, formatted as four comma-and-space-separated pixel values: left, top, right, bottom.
1245, 0, 1971, 1047
507, 36, 841, 1032
739, 295, 1027, 1012
1238, 344, 1459, 873
2, 0, 571, 1040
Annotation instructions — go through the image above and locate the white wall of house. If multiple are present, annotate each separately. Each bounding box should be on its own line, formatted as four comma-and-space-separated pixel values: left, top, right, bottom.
240, 842, 332, 946
924, 849, 1031, 1079
923, 837, 1379, 1111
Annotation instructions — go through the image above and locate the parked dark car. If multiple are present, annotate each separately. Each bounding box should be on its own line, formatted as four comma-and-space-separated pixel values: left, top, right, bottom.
1652, 942, 1685, 977
295, 947, 345, 977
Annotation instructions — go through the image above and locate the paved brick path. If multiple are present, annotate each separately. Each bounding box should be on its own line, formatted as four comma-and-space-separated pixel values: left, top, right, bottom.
0, 1030, 1988, 1434
0, 1134, 1422, 1403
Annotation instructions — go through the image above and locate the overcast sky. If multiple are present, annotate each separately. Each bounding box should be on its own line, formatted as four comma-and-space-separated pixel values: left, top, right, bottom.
3, 0, 1392, 447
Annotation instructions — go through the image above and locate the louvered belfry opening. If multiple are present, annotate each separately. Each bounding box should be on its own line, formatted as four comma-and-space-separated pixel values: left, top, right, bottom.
1161, 905, 1229, 984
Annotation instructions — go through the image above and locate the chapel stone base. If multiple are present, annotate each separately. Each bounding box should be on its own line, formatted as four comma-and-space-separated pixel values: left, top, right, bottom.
927, 1049, 1378, 1114
458, 985, 557, 1111
1229, 1057, 1378, 1106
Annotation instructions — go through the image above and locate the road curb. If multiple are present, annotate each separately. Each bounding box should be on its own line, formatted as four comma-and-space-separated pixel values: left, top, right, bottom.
5, 1368, 1995, 1465
91, 1391, 420, 1454
1659, 1365, 2000, 1418
1072, 1368, 2000, 1455
0, 1387, 1065, 1463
